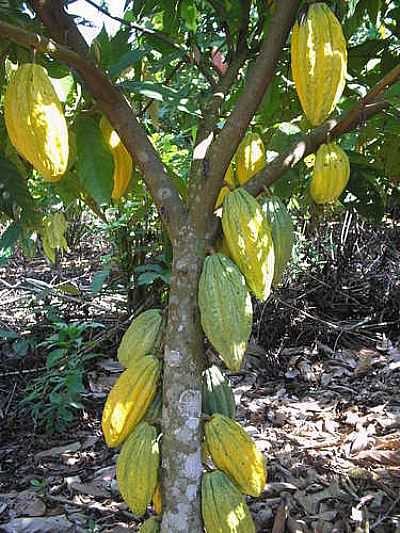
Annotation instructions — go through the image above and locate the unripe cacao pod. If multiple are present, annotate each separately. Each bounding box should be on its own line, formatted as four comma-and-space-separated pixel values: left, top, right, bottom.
260, 195, 294, 286
222, 188, 275, 301
310, 142, 350, 204
202, 470, 256, 533
116, 422, 159, 516
102, 355, 161, 448
291, 3, 347, 126
236, 132, 265, 185
100, 116, 133, 200
145, 389, 162, 422
139, 517, 160, 533
202, 365, 236, 418
4, 64, 69, 182
198, 254, 253, 371
153, 483, 162, 514
117, 309, 163, 368
205, 413, 266, 497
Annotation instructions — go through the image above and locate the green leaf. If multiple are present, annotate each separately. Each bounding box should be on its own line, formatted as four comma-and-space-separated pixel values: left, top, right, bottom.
180, 0, 198, 32
0, 222, 21, 259
75, 117, 114, 205
50, 74, 74, 103
0, 327, 18, 339
108, 48, 147, 79
0, 156, 37, 221
90, 269, 110, 294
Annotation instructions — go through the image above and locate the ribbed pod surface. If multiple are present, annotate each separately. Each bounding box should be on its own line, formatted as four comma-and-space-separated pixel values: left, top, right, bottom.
222, 189, 274, 302
205, 414, 266, 497
198, 254, 252, 371
236, 132, 265, 185
116, 422, 159, 516
4, 64, 69, 181
100, 115, 133, 200
260, 195, 294, 287
202, 365, 236, 419
202, 470, 256, 533
291, 3, 347, 126
117, 309, 163, 368
310, 142, 350, 204
101, 355, 160, 447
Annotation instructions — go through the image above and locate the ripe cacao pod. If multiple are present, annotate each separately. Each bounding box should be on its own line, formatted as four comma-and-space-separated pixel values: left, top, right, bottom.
139, 517, 160, 533
310, 142, 350, 204
205, 413, 266, 497
222, 188, 275, 302
202, 365, 236, 418
117, 309, 163, 368
198, 254, 253, 371
215, 163, 236, 209
202, 470, 256, 533
153, 483, 162, 514
99, 116, 133, 200
4, 64, 69, 182
102, 355, 160, 448
116, 422, 159, 516
236, 132, 265, 185
260, 195, 294, 287
291, 3, 347, 126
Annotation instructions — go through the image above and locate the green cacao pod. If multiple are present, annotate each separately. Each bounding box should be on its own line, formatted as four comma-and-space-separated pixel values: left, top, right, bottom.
310, 142, 350, 204
139, 517, 160, 533
259, 195, 294, 287
202, 365, 236, 418
205, 413, 266, 497
4, 64, 69, 182
291, 3, 347, 126
117, 309, 163, 368
198, 254, 253, 371
153, 483, 162, 514
102, 355, 160, 448
222, 189, 275, 302
145, 390, 162, 422
100, 116, 133, 200
236, 132, 265, 185
116, 422, 159, 516
202, 471, 256, 533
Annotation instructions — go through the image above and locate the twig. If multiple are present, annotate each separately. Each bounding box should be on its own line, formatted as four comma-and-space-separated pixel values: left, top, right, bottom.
370, 494, 400, 529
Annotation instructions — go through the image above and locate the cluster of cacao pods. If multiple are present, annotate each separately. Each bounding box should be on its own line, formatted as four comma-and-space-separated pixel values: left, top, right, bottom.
291, 2, 350, 204
4, 63, 133, 201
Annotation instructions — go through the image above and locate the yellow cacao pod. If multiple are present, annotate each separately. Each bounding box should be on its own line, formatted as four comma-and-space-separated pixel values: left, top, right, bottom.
4, 64, 69, 182
100, 116, 133, 200
222, 188, 274, 301
291, 3, 347, 126
102, 355, 160, 448
202, 470, 256, 533
215, 163, 236, 209
310, 142, 350, 204
198, 254, 252, 371
117, 309, 163, 368
139, 517, 160, 533
153, 483, 162, 514
205, 414, 266, 497
236, 132, 265, 185
116, 422, 160, 516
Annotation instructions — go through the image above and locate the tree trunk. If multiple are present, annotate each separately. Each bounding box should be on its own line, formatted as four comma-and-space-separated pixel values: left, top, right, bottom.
161, 224, 206, 533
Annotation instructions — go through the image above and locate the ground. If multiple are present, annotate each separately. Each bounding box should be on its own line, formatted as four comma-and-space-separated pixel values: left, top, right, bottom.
0, 209, 399, 532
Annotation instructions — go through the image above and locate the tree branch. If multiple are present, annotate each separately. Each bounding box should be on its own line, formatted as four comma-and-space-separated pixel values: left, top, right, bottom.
0, 17, 186, 240
193, 0, 300, 227
245, 61, 400, 196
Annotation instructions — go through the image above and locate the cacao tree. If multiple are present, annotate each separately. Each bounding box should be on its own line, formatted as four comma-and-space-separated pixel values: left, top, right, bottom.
0, 1, 400, 531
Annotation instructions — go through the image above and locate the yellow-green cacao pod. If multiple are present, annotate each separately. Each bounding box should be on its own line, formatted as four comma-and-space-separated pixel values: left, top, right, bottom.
198, 254, 253, 371
4, 64, 69, 182
100, 116, 133, 200
202, 365, 236, 419
102, 355, 160, 448
222, 189, 275, 302
152, 483, 162, 514
117, 309, 163, 368
215, 163, 236, 209
40, 212, 68, 263
310, 142, 350, 204
116, 422, 160, 516
236, 132, 265, 185
205, 414, 266, 497
139, 517, 160, 533
291, 3, 347, 126
202, 471, 256, 533
260, 195, 294, 287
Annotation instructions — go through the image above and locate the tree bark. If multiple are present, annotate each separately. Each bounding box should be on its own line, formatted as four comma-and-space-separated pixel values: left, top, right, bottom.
161, 222, 206, 532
